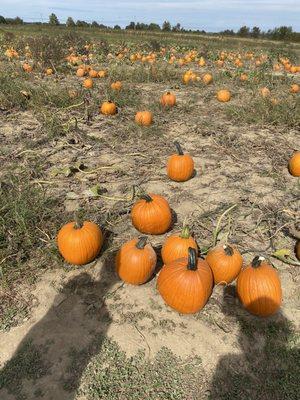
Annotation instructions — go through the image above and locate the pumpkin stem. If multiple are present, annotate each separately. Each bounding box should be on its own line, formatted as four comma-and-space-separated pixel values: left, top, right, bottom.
74, 214, 83, 229
174, 141, 184, 156
187, 247, 197, 271
180, 226, 191, 239
141, 194, 153, 202
223, 244, 234, 256
251, 256, 265, 268
136, 236, 148, 249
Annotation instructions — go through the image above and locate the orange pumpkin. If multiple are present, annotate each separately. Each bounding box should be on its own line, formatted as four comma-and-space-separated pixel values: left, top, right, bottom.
111, 81, 122, 90
45, 68, 53, 76
22, 63, 32, 73
57, 219, 103, 265
217, 89, 231, 102
116, 237, 157, 285
135, 111, 153, 126
98, 70, 107, 78
167, 141, 194, 182
260, 87, 270, 98
206, 244, 243, 284
237, 256, 282, 317
76, 68, 86, 77
160, 92, 176, 107
100, 101, 117, 115
239, 73, 248, 82
290, 84, 300, 94
202, 73, 213, 85
288, 151, 300, 177
83, 78, 93, 89
157, 248, 213, 314
131, 193, 172, 235
161, 226, 198, 265
89, 69, 98, 78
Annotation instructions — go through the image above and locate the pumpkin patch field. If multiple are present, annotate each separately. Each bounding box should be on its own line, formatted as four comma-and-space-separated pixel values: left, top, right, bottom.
0, 26, 300, 400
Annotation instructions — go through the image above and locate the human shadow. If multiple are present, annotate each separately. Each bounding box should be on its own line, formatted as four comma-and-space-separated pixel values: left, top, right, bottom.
209, 286, 300, 400
0, 255, 119, 400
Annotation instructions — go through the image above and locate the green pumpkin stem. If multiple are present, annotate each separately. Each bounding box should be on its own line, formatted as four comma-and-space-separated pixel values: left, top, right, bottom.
141, 194, 153, 202
252, 256, 264, 268
187, 247, 197, 271
136, 236, 148, 249
223, 244, 234, 256
74, 214, 83, 229
174, 141, 184, 156
180, 226, 191, 239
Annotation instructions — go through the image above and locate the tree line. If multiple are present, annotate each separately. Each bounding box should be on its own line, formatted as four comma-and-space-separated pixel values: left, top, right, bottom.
0, 14, 299, 42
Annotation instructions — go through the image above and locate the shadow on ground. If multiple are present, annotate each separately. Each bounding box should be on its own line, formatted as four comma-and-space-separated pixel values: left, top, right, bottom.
209, 285, 300, 400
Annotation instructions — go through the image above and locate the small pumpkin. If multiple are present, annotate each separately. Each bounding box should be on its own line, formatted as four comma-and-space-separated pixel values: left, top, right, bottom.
83, 78, 93, 89
57, 218, 103, 265
22, 63, 32, 72
131, 193, 172, 235
206, 244, 243, 284
260, 87, 270, 98
216, 89, 231, 102
161, 226, 198, 265
202, 73, 213, 85
45, 68, 53, 76
288, 151, 300, 177
76, 68, 86, 77
290, 84, 300, 94
135, 111, 153, 126
167, 141, 194, 182
100, 100, 117, 115
98, 70, 107, 78
237, 256, 282, 317
160, 92, 176, 107
157, 247, 213, 314
89, 69, 98, 78
116, 237, 157, 285
111, 81, 122, 90
239, 73, 248, 82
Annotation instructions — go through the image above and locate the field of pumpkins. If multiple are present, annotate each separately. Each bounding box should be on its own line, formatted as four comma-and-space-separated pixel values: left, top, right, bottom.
0, 29, 300, 399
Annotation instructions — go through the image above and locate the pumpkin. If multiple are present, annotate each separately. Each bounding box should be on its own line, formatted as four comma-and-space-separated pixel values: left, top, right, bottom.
111, 81, 122, 90
240, 73, 248, 82
89, 69, 98, 78
76, 68, 86, 77
22, 63, 32, 72
217, 89, 231, 102
202, 73, 213, 85
98, 70, 107, 78
116, 237, 157, 285
135, 111, 153, 126
167, 141, 194, 182
206, 244, 243, 284
157, 247, 213, 314
288, 151, 300, 176
57, 219, 103, 265
161, 226, 198, 265
290, 84, 300, 94
160, 92, 176, 107
83, 78, 93, 89
100, 101, 117, 115
45, 68, 53, 76
237, 256, 282, 317
131, 193, 172, 235
260, 87, 270, 98
198, 57, 206, 67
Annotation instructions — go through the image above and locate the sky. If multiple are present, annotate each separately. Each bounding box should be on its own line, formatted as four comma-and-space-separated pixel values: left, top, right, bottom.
1, 0, 300, 32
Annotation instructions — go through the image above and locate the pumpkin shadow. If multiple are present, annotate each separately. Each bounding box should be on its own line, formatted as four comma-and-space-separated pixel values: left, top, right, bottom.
170, 208, 178, 229
208, 285, 299, 400
0, 254, 119, 400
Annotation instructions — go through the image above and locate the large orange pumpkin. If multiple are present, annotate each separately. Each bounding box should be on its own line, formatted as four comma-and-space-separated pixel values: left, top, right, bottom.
161, 226, 198, 265
135, 111, 153, 126
57, 219, 103, 265
160, 92, 176, 107
131, 194, 172, 235
206, 244, 243, 284
116, 237, 157, 285
167, 141, 194, 182
157, 248, 213, 314
288, 151, 300, 177
100, 101, 117, 115
237, 256, 282, 317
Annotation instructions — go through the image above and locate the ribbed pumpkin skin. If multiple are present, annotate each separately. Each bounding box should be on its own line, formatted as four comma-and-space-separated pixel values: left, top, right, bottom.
131, 194, 172, 235
116, 238, 157, 285
288, 152, 300, 177
135, 111, 153, 126
237, 259, 282, 317
161, 233, 198, 265
206, 245, 243, 284
100, 101, 117, 115
160, 92, 176, 107
157, 257, 213, 314
57, 221, 103, 265
167, 154, 194, 182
